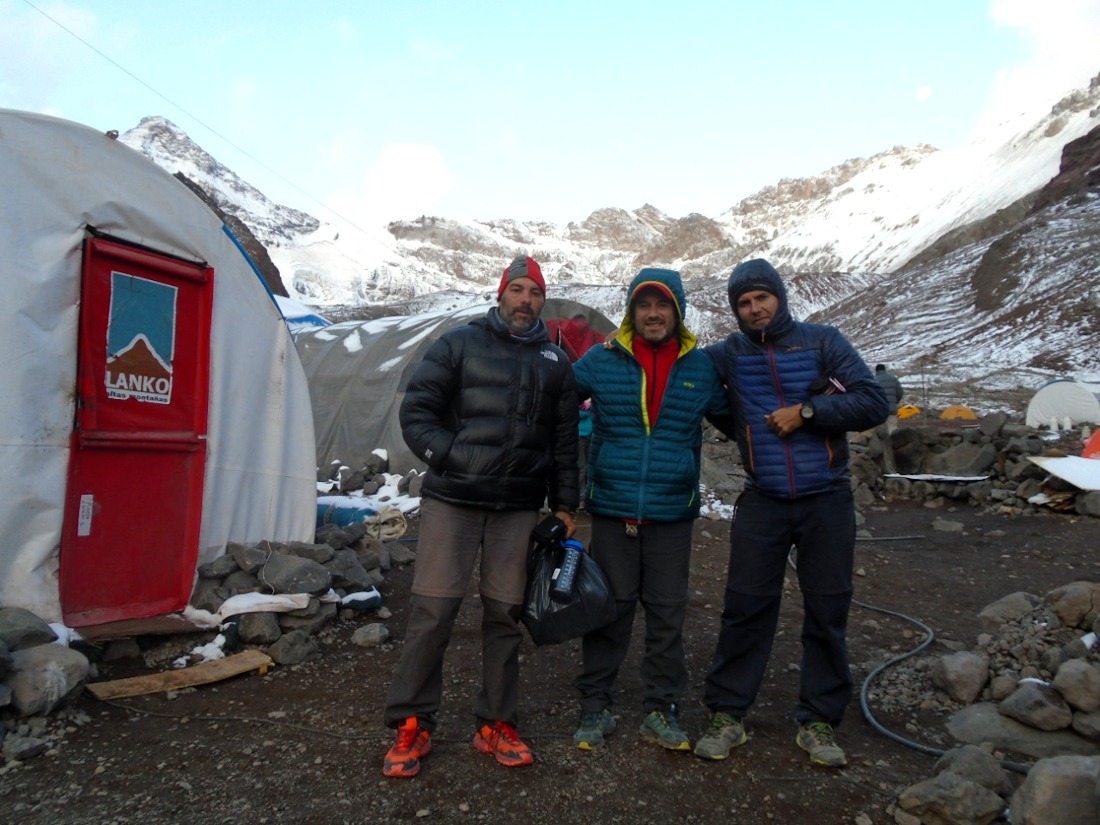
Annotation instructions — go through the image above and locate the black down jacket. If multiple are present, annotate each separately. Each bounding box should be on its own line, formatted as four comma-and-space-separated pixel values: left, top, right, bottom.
399, 308, 580, 513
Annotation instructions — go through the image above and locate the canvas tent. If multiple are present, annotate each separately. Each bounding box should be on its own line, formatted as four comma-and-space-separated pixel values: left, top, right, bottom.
0, 109, 317, 627
1025, 379, 1100, 429
294, 299, 616, 473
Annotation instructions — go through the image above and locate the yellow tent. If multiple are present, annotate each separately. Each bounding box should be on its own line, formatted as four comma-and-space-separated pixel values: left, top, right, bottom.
897, 404, 922, 419
939, 404, 978, 420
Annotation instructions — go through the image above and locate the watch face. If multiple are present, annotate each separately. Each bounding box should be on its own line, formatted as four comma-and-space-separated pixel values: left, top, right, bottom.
801, 403, 813, 419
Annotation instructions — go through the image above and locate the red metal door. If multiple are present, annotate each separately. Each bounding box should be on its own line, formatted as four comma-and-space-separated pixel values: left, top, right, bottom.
60, 237, 213, 627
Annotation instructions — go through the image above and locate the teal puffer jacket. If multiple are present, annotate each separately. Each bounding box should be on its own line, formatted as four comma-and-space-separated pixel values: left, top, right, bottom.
572, 268, 729, 522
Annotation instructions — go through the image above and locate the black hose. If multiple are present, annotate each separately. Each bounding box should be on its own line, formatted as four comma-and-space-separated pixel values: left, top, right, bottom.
786, 548, 1034, 775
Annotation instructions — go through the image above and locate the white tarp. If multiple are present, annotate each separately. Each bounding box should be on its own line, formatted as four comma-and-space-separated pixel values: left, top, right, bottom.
0, 109, 317, 622
1028, 455, 1100, 492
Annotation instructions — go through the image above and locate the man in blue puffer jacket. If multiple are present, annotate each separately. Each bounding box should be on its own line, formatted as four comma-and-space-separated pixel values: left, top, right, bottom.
570, 267, 731, 752
694, 259, 887, 768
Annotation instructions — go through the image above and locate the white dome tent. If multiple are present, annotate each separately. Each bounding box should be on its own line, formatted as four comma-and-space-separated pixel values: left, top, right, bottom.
1024, 379, 1100, 429
0, 109, 317, 628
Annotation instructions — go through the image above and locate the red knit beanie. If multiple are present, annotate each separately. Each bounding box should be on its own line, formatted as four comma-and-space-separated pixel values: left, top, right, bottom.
497, 256, 546, 300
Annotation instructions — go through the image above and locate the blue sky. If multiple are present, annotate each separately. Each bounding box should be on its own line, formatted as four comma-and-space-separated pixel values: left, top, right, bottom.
3, 0, 1099, 229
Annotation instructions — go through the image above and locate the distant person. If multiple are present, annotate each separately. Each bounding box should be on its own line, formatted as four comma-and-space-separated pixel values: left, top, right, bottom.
570, 268, 731, 752
874, 364, 904, 434
382, 255, 580, 777
696, 259, 887, 768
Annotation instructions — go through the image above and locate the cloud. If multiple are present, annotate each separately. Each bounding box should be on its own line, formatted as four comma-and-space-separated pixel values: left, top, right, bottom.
979, 0, 1100, 130
915, 85, 933, 102
324, 142, 455, 230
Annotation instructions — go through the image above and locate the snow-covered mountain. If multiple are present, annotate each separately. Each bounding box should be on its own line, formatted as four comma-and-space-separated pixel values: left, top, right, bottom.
120, 71, 1100, 411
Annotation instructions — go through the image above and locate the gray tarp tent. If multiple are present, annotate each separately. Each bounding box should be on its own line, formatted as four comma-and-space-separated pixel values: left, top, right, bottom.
294, 299, 616, 473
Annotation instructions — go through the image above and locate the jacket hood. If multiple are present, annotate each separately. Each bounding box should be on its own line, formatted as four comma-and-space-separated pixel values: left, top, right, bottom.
617, 267, 698, 353
726, 259, 793, 340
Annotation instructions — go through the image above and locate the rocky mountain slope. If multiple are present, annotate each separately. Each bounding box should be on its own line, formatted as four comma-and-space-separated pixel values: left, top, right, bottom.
120, 72, 1100, 411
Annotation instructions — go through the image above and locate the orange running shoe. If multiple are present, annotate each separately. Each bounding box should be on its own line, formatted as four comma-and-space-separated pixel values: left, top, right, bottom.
472, 721, 535, 767
383, 717, 432, 777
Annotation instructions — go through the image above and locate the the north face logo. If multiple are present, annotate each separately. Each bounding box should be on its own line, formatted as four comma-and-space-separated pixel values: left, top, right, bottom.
541, 349, 559, 362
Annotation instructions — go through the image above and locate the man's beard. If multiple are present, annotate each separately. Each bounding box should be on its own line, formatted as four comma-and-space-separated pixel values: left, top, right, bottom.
502, 306, 537, 333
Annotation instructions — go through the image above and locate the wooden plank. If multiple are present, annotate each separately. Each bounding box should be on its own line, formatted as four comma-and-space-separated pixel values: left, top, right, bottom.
75, 614, 204, 642
86, 649, 273, 700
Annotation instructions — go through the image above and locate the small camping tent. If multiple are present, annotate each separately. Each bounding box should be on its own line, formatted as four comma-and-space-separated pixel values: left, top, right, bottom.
294, 299, 616, 473
939, 404, 978, 420
898, 404, 922, 420
0, 109, 317, 627
1025, 380, 1100, 429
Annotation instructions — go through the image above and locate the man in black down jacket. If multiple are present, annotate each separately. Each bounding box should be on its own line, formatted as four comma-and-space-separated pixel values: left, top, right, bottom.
382, 256, 579, 777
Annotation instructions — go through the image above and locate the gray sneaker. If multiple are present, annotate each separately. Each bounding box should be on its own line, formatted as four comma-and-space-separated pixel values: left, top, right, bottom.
638, 706, 691, 751
693, 711, 748, 760
796, 721, 847, 767
574, 708, 616, 750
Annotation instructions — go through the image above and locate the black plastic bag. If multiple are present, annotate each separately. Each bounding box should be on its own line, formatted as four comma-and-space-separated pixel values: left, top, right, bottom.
521, 539, 617, 646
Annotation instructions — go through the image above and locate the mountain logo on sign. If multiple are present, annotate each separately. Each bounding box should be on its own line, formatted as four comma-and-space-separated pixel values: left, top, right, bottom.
106, 334, 173, 404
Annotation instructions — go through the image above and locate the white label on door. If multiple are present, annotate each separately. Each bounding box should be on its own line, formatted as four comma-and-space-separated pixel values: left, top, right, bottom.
78, 494, 94, 537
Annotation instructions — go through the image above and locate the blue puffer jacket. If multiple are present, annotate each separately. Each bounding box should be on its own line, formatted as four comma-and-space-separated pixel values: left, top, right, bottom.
573, 268, 730, 522
706, 259, 888, 499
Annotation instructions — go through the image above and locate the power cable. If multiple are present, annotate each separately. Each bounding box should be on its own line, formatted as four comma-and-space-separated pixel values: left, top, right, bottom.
21, 0, 369, 235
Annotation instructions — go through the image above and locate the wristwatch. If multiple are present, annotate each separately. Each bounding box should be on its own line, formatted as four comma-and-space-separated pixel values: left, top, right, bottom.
800, 401, 815, 420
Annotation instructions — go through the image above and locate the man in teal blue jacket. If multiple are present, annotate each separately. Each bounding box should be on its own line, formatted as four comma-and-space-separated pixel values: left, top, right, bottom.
570, 267, 731, 752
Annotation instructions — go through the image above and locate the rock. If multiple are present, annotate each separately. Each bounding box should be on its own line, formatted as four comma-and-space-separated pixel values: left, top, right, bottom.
991, 673, 1020, 701
389, 542, 418, 565
1046, 582, 1100, 630
947, 703, 1098, 759
933, 518, 965, 533
933, 651, 989, 704
999, 681, 1074, 731
977, 592, 1041, 634
285, 542, 335, 565
1008, 754, 1100, 825
933, 744, 1014, 796
267, 630, 320, 665
896, 770, 1005, 825
923, 442, 998, 477
0, 607, 59, 651
197, 554, 239, 578
221, 569, 261, 596
1075, 491, 1100, 518
314, 523, 354, 550
362, 452, 388, 477
9, 644, 90, 716
324, 548, 374, 590
278, 602, 337, 635
228, 542, 269, 573
1053, 659, 1100, 712
101, 638, 142, 662
0, 639, 12, 679
351, 623, 390, 647
2, 734, 49, 761
260, 552, 333, 595
238, 612, 282, 645
1073, 710, 1100, 741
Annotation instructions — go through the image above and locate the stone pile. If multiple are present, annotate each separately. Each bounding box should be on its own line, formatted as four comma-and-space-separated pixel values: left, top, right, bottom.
0, 509, 417, 765
701, 414, 1100, 520
185, 521, 409, 666
871, 581, 1100, 824
0, 607, 92, 762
